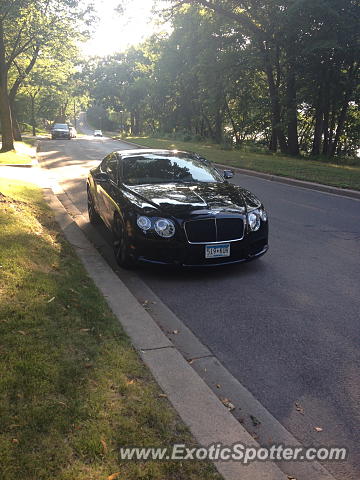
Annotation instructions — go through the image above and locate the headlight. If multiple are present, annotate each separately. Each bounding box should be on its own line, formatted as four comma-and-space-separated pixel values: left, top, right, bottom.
137, 215, 151, 231
154, 218, 175, 238
248, 207, 267, 231
248, 210, 260, 231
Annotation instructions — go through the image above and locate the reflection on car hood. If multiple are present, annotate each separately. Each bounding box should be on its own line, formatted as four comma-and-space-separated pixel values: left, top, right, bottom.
128, 182, 261, 216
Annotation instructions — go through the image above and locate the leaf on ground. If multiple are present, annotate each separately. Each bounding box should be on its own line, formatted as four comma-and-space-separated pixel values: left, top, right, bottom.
17, 330, 26, 335
158, 393, 167, 398
11, 438, 19, 444
287, 476, 297, 480
101, 438, 108, 453
79, 328, 91, 332
108, 473, 121, 480
216, 384, 221, 389
314, 426, 323, 432
47, 296, 55, 303
172, 329, 179, 334
221, 398, 235, 411
250, 414, 261, 426
295, 402, 305, 414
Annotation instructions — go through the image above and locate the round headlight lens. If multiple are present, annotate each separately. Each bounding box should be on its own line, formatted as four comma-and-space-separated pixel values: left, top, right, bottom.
248, 211, 260, 231
137, 215, 151, 231
154, 218, 175, 238
259, 208, 267, 222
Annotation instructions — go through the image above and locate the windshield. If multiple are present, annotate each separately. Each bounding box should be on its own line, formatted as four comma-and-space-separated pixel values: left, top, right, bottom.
122, 153, 223, 186
53, 124, 68, 130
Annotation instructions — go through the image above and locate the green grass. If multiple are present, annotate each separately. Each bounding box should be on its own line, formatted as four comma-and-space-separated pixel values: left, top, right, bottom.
0, 141, 35, 165
0, 179, 221, 480
124, 136, 360, 191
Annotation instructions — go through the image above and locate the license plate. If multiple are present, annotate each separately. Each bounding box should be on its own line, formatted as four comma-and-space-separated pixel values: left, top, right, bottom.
205, 243, 230, 259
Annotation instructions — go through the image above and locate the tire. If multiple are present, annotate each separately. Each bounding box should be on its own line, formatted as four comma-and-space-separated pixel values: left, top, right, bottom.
87, 190, 101, 225
112, 215, 134, 269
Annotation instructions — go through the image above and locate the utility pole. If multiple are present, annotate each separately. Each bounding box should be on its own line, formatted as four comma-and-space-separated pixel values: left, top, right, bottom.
73, 100, 76, 128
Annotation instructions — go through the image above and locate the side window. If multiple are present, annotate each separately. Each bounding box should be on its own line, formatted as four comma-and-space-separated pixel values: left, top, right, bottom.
100, 154, 111, 171
101, 154, 118, 183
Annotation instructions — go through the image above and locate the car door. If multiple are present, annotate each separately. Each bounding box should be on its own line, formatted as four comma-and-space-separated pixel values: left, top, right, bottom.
100, 153, 120, 227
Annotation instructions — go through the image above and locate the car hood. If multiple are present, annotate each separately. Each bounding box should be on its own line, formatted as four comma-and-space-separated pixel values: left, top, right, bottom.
127, 182, 261, 217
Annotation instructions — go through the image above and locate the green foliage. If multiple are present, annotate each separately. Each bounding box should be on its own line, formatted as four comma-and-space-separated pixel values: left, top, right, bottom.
78, 0, 359, 159
0, 0, 93, 142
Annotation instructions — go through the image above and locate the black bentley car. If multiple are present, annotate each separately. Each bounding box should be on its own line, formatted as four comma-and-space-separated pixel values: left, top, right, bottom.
87, 149, 268, 267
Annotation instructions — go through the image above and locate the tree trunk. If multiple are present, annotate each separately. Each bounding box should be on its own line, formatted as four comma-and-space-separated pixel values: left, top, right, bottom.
201, 111, 215, 140
0, 21, 14, 152
285, 63, 299, 155
12, 115, 22, 141
329, 63, 358, 157
31, 95, 36, 136
263, 47, 287, 153
8, 44, 40, 142
224, 98, 241, 146
130, 111, 135, 134
10, 101, 22, 141
311, 85, 324, 156
214, 107, 223, 144
321, 70, 331, 155
322, 107, 330, 155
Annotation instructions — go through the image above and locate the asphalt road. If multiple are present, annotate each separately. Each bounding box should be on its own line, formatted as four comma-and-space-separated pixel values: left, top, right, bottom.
39, 118, 360, 479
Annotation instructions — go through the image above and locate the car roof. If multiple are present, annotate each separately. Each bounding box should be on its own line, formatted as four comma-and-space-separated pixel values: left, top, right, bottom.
116, 149, 194, 157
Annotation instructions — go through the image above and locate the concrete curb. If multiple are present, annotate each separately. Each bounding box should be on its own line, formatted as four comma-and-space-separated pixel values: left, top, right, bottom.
111, 136, 360, 200
42, 187, 288, 480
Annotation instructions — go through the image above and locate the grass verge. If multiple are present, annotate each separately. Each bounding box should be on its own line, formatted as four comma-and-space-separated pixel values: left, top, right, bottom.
0, 179, 221, 480
0, 141, 35, 165
124, 136, 360, 191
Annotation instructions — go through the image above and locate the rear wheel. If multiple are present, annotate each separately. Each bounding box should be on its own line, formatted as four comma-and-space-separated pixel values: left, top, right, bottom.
87, 189, 101, 225
112, 215, 134, 269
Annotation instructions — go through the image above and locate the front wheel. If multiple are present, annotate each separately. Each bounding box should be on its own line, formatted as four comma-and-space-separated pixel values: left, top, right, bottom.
87, 190, 101, 225
112, 216, 134, 269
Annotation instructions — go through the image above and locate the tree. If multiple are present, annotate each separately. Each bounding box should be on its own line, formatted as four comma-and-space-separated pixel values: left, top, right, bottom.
0, 0, 92, 151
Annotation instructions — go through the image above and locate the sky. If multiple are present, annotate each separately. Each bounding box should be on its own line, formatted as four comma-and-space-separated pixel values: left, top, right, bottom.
82, 0, 169, 57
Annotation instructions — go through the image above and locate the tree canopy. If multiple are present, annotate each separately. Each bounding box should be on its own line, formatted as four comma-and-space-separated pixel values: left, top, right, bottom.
0, 0, 93, 150
82, 0, 359, 158
3, 0, 359, 159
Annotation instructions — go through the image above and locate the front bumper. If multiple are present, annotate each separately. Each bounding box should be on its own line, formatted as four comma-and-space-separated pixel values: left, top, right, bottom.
131, 229, 268, 267
52, 132, 70, 139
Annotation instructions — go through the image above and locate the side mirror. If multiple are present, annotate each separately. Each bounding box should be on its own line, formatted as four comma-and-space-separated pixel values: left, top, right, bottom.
223, 169, 234, 179
94, 172, 109, 183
